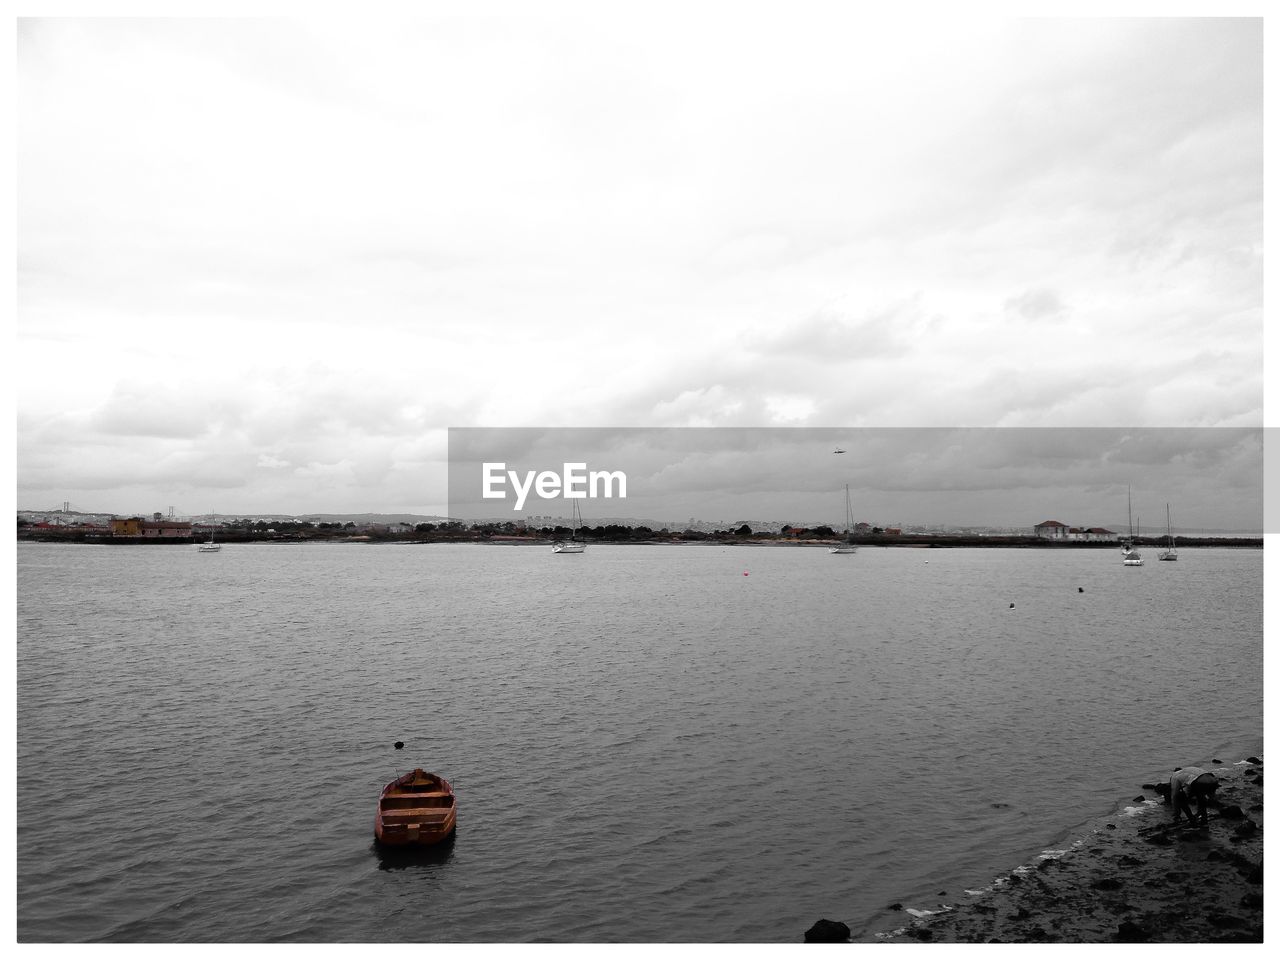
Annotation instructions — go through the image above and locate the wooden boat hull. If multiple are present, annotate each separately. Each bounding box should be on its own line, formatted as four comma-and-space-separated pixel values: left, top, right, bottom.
375, 769, 457, 847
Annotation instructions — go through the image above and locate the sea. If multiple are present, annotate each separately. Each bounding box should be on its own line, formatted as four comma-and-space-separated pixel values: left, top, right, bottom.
15, 541, 1263, 943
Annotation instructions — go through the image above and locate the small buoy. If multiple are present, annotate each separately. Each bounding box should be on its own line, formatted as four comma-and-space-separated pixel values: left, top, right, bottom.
394, 741, 404, 750
924, 560, 929, 564
1078, 587, 1084, 593
1009, 602, 1015, 609
743, 571, 749, 576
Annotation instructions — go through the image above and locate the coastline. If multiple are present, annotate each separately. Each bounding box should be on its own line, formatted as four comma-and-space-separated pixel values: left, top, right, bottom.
870, 753, 1263, 943
15, 535, 1264, 548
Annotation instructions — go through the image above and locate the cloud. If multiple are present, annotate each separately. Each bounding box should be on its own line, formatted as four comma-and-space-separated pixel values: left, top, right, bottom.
1005, 288, 1065, 321
15, 16, 1262, 516
443, 426, 1261, 531
745, 299, 927, 362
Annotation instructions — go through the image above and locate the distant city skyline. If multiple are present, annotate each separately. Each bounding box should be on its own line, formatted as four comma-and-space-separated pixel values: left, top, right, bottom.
17, 16, 1264, 523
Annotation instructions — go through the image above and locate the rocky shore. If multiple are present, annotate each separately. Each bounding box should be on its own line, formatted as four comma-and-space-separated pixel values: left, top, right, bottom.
863, 756, 1263, 943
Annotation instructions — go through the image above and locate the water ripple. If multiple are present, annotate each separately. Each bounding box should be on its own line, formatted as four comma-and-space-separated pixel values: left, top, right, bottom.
17, 542, 1262, 942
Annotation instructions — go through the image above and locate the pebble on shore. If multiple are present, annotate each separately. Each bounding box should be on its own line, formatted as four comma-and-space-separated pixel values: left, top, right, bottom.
870, 757, 1263, 943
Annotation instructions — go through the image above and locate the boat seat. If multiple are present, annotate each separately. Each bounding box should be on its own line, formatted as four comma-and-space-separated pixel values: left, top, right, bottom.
381, 811, 452, 824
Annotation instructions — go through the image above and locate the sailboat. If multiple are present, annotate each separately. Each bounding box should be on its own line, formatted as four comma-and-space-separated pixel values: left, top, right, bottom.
197, 515, 222, 553
1122, 487, 1143, 566
1159, 504, 1178, 561
829, 485, 858, 554
552, 501, 586, 554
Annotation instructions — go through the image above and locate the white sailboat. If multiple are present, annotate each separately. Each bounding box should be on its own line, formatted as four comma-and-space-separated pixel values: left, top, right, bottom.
1122, 487, 1143, 566
1158, 503, 1178, 561
552, 501, 586, 554
197, 515, 222, 553
829, 484, 858, 554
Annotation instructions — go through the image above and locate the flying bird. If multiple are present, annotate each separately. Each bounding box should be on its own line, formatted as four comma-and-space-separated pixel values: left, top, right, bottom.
833, 448, 846, 454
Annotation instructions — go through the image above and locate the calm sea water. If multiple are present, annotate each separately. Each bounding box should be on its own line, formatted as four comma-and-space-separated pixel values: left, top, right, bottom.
16, 542, 1262, 942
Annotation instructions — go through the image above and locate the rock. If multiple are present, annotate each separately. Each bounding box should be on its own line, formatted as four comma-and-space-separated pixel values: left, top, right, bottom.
393, 741, 404, 749
886, 902, 902, 911
1232, 820, 1258, 839
1132, 795, 1145, 803
1206, 850, 1226, 861
1246, 756, 1261, 765
1245, 864, 1263, 884
1106, 823, 1117, 830
908, 928, 933, 941
1093, 877, 1123, 891
1209, 914, 1245, 929
1141, 783, 1158, 790
1241, 892, 1263, 910
803, 919, 850, 943
1213, 758, 1223, 764
1218, 804, 1245, 820
1210, 930, 1264, 943
1117, 920, 1149, 942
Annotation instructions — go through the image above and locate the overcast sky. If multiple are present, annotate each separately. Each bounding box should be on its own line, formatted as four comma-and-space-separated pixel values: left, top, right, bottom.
15, 12, 1264, 521
447, 427, 1262, 530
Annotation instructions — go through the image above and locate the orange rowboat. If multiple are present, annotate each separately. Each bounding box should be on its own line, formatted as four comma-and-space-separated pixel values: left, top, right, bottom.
374, 769, 457, 846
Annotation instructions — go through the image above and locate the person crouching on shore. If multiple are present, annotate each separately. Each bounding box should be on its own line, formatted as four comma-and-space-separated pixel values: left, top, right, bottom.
1169, 767, 1218, 826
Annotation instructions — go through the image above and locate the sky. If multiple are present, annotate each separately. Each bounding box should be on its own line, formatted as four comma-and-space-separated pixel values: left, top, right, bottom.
447, 427, 1262, 530
14, 10, 1266, 523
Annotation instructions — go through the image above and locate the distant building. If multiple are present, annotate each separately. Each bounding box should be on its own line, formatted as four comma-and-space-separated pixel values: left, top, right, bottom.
1034, 520, 1069, 539
111, 516, 191, 538
142, 521, 192, 538
1034, 521, 1116, 541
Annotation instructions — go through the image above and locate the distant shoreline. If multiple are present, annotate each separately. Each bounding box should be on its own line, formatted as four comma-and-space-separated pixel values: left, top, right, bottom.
16, 533, 1263, 549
